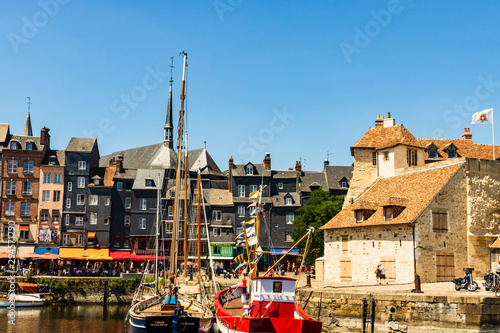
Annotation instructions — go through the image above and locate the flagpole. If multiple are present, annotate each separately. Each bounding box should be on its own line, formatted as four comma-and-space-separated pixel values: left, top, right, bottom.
493, 109, 495, 160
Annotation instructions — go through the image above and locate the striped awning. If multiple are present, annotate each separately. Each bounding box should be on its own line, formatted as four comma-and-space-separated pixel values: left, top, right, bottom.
87, 232, 96, 239
19, 225, 29, 231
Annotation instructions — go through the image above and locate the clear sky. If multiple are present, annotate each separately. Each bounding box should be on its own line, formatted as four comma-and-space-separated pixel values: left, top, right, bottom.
1, 1, 500, 171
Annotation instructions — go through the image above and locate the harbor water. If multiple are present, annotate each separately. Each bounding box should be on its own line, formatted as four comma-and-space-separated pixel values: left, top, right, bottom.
0, 304, 130, 333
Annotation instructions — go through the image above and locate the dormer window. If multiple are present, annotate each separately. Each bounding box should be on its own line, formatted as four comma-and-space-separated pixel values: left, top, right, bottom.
26, 142, 34, 150
94, 179, 100, 186
428, 145, 438, 159
278, 182, 283, 189
447, 146, 457, 159
145, 179, 153, 187
49, 156, 57, 165
341, 181, 348, 188
285, 197, 292, 205
383, 205, 405, 222
354, 209, 375, 223
246, 166, 254, 175
10, 141, 20, 149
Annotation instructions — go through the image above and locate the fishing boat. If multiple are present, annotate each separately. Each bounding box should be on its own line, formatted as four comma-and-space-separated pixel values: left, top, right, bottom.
128, 51, 213, 333
0, 283, 45, 307
214, 186, 322, 333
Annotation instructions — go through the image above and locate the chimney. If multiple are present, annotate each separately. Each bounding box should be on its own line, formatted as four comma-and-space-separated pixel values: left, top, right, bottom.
375, 115, 384, 128
228, 156, 234, 192
263, 152, 271, 170
383, 112, 396, 127
295, 161, 302, 172
40, 127, 50, 147
324, 159, 330, 168
462, 128, 472, 141
295, 161, 301, 194
116, 154, 124, 173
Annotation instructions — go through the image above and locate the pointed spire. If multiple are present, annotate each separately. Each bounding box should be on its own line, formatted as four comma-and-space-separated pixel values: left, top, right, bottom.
164, 57, 174, 148
23, 112, 33, 136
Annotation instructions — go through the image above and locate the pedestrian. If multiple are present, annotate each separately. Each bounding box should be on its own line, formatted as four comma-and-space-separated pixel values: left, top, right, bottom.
377, 263, 387, 284
375, 264, 381, 284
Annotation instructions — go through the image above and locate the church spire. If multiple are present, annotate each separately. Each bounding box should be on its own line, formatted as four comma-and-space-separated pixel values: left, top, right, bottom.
164, 57, 174, 148
23, 97, 33, 136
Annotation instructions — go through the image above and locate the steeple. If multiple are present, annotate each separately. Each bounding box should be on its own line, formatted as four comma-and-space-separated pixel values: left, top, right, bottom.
23, 112, 33, 136
164, 57, 174, 149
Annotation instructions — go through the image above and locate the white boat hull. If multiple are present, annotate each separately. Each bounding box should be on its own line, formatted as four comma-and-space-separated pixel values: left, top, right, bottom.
0, 294, 45, 307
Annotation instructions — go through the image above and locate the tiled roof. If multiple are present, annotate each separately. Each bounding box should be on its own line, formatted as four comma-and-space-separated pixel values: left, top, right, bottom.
321, 162, 464, 230
351, 125, 423, 155
66, 137, 97, 152
418, 138, 500, 161
0, 124, 10, 145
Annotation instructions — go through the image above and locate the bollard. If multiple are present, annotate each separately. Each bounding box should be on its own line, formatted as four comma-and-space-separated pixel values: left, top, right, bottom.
411, 274, 423, 293
306, 274, 311, 287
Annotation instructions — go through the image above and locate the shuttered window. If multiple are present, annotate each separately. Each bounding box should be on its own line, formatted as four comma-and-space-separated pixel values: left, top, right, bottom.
380, 257, 396, 281
340, 259, 351, 279
341, 236, 348, 254
432, 210, 448, 233
436, 253, 454, 282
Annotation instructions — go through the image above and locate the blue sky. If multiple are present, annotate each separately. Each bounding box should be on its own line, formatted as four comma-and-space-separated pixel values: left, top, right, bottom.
1, 1, 500, 171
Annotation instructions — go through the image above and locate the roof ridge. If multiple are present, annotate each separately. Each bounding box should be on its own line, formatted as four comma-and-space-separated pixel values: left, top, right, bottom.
381, 160, 465, 180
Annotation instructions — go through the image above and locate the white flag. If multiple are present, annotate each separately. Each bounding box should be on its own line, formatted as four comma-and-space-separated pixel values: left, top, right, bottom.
472, 108, 493, 124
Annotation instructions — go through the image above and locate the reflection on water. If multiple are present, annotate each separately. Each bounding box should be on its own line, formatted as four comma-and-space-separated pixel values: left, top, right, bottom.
0, 303, 130, 333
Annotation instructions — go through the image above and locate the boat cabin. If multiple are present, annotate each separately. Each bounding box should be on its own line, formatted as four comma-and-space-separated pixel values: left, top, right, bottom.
250, 276, 296, 304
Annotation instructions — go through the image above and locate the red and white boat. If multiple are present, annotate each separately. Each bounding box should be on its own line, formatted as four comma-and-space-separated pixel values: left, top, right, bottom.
215, 275, 321, 333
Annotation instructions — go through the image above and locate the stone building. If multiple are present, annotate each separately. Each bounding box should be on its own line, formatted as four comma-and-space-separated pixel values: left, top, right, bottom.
321, 113, 500, 284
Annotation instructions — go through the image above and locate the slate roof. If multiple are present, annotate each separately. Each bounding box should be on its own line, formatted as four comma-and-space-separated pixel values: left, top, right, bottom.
0, 124, 10, 147
207, 189, 233, 206
351, 124, 423, 155
231, 163, 271, 177
321, 162, 464, 230
187, 148, 222, 175
325, 165, 354, 190
9, 135, 43, 151
272, 170, 297, 179
41, 150, 65, 166
418, 138, 500, 161
132, 169, 165, 190
271, 192, 301, 207
300, 171, 328, 192
66, 137, 97, 152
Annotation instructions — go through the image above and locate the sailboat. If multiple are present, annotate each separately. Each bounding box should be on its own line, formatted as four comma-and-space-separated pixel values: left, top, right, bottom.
128, 51, 213, 333
214, 186, 322, 333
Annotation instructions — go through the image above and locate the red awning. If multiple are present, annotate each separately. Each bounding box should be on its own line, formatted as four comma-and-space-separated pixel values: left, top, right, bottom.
19, 225, 29, 231
110, 251, 132, 260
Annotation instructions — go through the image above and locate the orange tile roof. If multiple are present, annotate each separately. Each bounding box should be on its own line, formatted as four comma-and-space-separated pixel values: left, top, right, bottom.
489, 237, 500, 249
351, 125, 423, 155
321, 162, 464, 230
418, 138, 500, 161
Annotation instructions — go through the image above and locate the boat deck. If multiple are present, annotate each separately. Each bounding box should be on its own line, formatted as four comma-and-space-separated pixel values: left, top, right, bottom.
224, 297, 244, 317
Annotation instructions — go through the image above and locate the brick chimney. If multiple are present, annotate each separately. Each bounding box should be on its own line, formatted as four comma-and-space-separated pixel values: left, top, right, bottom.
228, 156, 234, 192
263, 152, 271, 170
383, 112, 395, 127
116, 154, 124, 173
295, 161, 301, 193
40, 127, 50, 147
462, 128, 472, 141
324, 159, 330, 168
295, 161, 302, 173
375, 115, 384, 128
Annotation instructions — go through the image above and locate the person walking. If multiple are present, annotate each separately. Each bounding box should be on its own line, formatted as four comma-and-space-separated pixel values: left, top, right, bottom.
377, 263, 387, 284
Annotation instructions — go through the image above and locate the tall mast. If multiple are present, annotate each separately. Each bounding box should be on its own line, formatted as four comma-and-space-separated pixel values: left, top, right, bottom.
183, 138, 188, 278
155, 173, 160, 294
170, 51, 188, 280
197, 167, 201, 284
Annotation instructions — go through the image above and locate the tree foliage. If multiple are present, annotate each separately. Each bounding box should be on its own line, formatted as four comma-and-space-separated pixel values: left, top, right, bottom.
290, 188, 343, 262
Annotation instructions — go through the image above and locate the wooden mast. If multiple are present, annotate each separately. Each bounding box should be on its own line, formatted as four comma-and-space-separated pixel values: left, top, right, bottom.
183, 140, 188, 278
169, 51, 187, 281
197, 168, 201, 284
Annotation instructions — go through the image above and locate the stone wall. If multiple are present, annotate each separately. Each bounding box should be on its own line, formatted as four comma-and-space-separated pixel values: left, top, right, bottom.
345, 148, 378, 205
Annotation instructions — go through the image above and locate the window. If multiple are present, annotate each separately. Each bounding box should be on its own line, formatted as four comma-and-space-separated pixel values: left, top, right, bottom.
21, 202, 31, 216
384, 152, 389, 162
66, 198, 71, 209
340, 259, 352, 279
384, 206, 393, 221
213, 245, 221, 254
237, 205, 245, 217
22, 182, 32, 195
78, 161, 86, 170
125, 197, 131, 209
201, 243, 207, 253
124, 215, 130, 226
75, 234, 83, 245
341, 235, 348, 254
77, 177, 85, 188
90, 212, 97, 224
286, 213, 295, 224
41, 214, 48, 222
5, 202, 14, 216
23, 161, 33, 174
145, 179, 153, 187
52, 214, 59, 223
273, 281, 283, 293
213, 228, 221, 237
139, 218, 146, 229
432, 209, 448, 233
278, 182, 283, 189
54, 174, 61, 184
10, 141, 19, 149
89, 195, 98, 205
53, 191, 60, 202
212, 211, 222, 221
168, 206, 174, 217
19, 227, 29, 240
67, 182, 72, 191
42, 190, 50, 201
63, 234, 70, 245
249, 206, 256, 216
65, 215, 70, 225
43, 173, 51, 184
104, 217, 109, 225
77, 194, 85, 205
75, 216, 84, 226
341, 180, 348, 188
8, 160, 17, 173
355, 210, 364, 223
6, 181, 16, 195
201, 226, 207, 235
139, 199, 147, 210
250, 185, 258, 193
125, 182, 132, 191
165, 223, 173, 233
117, 182, 123, 191
94, 179, 100, 185
407, 149, 417, 166
26, 142, 34, 150
428, 146, 438, 159
246, 166, 254, 175
285, 197, 292, 205
447, 146, 457, 159
372, 152, 377, 166
285, 232, 293, 242
238, 185, 245, 197
236, 226, 243, 236
105, 197, 110, 206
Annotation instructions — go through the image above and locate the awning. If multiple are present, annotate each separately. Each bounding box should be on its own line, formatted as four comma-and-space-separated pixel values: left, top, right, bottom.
87, 232, 96, 239
17, 246, 35, 256
52, 209, 60, 216
110, 251, 132, 260
269, 248, 299, 255
41, 209, 49, 214
19, 225, 29, 231
35, 247, 59, 255
59, 248, 109, 259
210, 256, 234, 260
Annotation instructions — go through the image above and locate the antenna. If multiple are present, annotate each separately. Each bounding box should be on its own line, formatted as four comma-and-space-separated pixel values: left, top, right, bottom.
327, 150, 333, 162
169, 56, 174, 84
204, 139, 207, 150
27, 97, 32, 112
